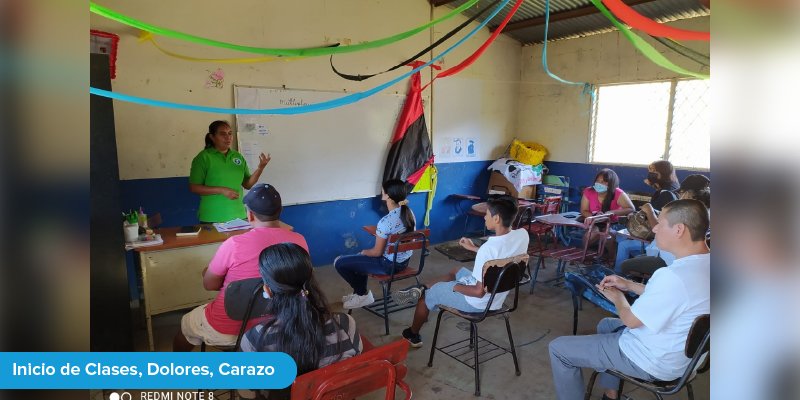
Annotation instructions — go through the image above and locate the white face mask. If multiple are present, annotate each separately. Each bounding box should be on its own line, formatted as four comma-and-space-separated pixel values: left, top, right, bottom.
262, 289, 271, 299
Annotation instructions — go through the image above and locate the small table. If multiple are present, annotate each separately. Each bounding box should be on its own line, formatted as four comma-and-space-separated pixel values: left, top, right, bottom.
534, 213, 586, 228
135, 221, 292, 351
534, 212, 586, 246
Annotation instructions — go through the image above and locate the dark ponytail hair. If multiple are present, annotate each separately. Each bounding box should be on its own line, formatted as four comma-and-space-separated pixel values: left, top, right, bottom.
382, 179, 415, 232
205, 120, 230, 148
256, 243, 340, 374
594, 168, 620, 212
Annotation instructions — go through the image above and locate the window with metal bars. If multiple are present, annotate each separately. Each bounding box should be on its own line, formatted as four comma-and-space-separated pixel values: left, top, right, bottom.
589, 79, 710, 170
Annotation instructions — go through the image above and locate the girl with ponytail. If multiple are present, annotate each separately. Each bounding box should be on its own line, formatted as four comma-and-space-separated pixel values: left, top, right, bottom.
335, 179, 417, 309
240, 243, 362, 399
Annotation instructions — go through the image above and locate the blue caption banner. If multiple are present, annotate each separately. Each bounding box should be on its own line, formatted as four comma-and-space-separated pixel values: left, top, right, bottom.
0, 352, 296, 389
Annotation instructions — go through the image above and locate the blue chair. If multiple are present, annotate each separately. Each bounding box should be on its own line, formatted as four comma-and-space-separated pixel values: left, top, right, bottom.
563, 265, 639, 335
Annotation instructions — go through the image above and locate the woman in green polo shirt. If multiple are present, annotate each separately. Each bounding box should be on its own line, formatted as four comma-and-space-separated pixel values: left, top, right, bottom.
189, 120, 269, 223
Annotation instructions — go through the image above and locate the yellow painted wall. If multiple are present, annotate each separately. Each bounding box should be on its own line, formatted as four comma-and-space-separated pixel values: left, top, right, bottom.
90, 0, 521, 180
516, 16, 710, 163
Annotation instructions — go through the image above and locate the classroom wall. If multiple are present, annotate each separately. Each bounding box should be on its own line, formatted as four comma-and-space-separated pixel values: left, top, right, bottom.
517, 16, 710, 163
91, 0, 521, 267
515, 16, 710, 198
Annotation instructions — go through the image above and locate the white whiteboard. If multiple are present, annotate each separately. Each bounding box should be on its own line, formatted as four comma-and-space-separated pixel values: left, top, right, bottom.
234, 85, 406, 205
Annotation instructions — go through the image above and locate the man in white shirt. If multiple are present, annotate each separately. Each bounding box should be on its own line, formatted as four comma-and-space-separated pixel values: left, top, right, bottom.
395, 195, 529, 348
548, 199, 710, 400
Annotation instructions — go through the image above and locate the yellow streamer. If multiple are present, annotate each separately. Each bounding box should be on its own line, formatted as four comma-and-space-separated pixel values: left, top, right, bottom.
138, 32, 302, 64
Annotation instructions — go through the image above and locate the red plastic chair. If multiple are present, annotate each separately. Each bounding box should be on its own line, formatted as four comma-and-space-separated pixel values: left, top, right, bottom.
528, 213, 612, 294
291, 339, 412, 400
354, 229, 430, 335
523, 196, 562, 252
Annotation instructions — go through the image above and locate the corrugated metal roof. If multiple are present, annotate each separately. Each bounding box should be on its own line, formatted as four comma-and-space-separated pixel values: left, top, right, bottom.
442, 0, 709, 45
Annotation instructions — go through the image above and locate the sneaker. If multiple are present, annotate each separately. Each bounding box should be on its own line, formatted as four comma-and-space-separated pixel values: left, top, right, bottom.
341, 293, 357, 303
342, 291, 375, 309
392, 287, 422, 306
402, 327, 423, 348
519, 272, 531, 285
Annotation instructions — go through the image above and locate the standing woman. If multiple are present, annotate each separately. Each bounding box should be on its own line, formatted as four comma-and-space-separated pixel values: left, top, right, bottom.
189, 120, 270, 223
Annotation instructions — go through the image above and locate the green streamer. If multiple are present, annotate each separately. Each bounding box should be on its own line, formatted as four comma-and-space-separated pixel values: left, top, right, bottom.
589, 0, 709, 79
90, 0, 480, 57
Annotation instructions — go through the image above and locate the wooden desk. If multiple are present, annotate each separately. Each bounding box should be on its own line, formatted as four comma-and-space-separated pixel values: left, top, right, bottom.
135, 225, 250, 351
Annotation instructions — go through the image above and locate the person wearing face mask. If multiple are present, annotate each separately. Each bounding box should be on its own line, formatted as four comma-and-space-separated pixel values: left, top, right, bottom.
173, 183, 308, 352
644, 160, 681, 211
580, 168, 635, 223
580, 169, 635, 263
614, 161, 680, 270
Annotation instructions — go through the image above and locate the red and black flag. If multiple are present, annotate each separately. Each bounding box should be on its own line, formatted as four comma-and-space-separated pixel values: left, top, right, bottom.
383, 61, 434, 187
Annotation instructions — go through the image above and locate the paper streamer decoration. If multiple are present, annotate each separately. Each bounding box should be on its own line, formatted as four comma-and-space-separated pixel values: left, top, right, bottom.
420, 0, 525, 91
589, 0, 709, 79
90, 0, 479, 57
330, 0, 501, 81
139, 32, 310, 63
89, 0, 513, 115
651, 36, 710, 67
541, 0, 593, 94
601, 0, 709, 41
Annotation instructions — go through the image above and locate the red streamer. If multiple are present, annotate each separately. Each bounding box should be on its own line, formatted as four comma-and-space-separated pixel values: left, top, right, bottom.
422, 0, 524, 90
601, 0, 709, 41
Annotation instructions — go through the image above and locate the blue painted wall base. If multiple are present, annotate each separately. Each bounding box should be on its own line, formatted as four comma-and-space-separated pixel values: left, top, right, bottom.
120, 160, 709, 301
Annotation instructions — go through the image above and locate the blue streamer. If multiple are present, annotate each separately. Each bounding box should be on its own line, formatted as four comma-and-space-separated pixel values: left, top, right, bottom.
542, 0, 594, 98
90, 0, 512, 115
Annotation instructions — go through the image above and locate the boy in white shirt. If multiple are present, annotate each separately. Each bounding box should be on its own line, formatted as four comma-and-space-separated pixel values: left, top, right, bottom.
395, 195, 529, 348
548, 199, 710, 400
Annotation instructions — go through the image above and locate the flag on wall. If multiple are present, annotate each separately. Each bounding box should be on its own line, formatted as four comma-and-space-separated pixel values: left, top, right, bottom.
382, 61, 434, 188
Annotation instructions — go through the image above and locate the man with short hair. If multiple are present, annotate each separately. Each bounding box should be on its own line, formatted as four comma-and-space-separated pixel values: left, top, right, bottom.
548, 199, 710, 400
396, 195, 529, 348
173, 183, 308, 351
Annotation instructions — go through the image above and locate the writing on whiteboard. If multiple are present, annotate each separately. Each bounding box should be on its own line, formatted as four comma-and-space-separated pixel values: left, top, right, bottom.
279, 98, 309, 107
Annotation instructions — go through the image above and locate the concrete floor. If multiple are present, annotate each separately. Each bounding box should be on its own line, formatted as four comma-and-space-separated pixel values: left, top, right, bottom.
131, 248, 709, 400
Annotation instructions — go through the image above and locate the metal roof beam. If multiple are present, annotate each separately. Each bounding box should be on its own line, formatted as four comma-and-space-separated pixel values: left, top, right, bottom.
429, 0, 462, 6
490, 0, 659, 33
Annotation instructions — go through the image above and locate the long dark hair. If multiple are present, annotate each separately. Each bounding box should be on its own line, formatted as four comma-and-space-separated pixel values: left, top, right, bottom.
382, 179, 415, 232
204, 120, 230, 148
594, 168, 620, 212
651, 160, 679, 190
256, 243, 338, 374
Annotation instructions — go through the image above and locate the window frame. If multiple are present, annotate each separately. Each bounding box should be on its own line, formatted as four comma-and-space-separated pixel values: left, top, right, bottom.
588, 78, 710, 172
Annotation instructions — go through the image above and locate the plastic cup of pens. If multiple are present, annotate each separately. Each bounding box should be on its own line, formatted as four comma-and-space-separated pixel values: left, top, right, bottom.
123, 210, 143, 242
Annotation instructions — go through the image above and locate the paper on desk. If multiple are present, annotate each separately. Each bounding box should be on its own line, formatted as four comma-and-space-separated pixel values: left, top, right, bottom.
125, 234, 164, 250
213, 218, 251, 232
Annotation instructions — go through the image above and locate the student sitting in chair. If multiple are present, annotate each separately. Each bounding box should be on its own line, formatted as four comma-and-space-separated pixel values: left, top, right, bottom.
240, 243, 362, 400
173, 183, 308, 351
548, 199, 710, 400
395, 195, 529, 348
335, 179, 417, 309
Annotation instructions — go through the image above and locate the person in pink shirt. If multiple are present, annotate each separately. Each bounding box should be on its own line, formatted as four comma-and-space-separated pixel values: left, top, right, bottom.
173, 183, 308, 351
580, 168, 634, 223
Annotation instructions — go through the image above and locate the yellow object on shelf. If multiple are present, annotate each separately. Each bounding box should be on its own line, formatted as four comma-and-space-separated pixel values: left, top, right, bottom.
509, 139, 547, 166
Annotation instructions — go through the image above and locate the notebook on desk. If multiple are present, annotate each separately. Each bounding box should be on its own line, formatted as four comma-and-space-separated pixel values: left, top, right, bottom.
176, 225, 201, 237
